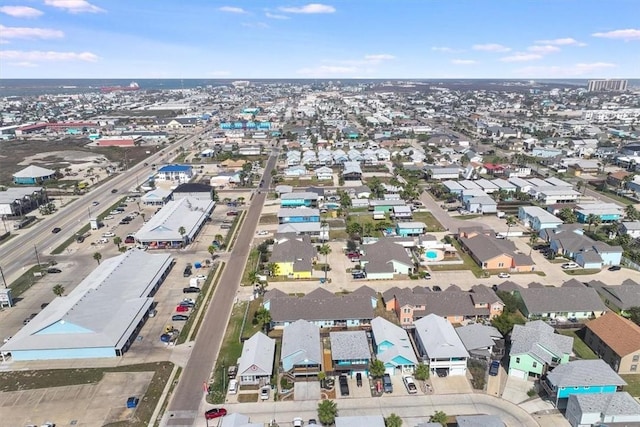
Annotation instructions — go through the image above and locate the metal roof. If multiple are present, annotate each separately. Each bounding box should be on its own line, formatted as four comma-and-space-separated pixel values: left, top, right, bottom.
414, 314, 469, 359
135, 197, 214, 242
237, 332, 276, 377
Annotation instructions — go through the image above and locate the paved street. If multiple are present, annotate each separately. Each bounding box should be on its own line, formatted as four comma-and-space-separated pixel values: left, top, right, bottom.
162, 148, 278, 426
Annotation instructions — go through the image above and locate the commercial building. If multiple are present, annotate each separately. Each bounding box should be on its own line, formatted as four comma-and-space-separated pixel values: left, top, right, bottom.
0, 250, 174, 361
587, 79, 628, 92
0, 187, 47, 216
12, 165, 56, 185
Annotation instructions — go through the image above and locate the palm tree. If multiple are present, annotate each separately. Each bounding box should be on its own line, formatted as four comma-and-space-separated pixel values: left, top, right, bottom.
625, 204, 639, 221
385, 413, 403, 427
267, 262, 279, 277
247, 270, 259, 285
528, 234, 538, 255
318, 244, 331, 281
586, 214, 600, 232
52, 284, 65, 297
255, 307, 272, 333
317, 400, 338, 426
113, 236, 122, 249
93, 252, 102, 265
207, 245, 217, 258
505, 216, 517, 240
214, 234, 224, 243
430, 410, 448, 427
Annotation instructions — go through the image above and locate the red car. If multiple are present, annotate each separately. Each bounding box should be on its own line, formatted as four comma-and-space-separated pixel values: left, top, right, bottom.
175, 305, 189, 312
205, 408, 227, 419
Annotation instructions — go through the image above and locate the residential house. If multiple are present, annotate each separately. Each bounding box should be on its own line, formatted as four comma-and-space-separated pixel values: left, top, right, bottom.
456, 415, 505, 427
264, 286, 377, 328
583, 312, 640, 374
464, 195, 498, 214
508, 321, 573, 379
619, 221, 640, 239
424, 166, 460, 181
335, 416, 385, 427
542, 359, 626, 408
392, 205, 413, 220
455, 324, 504, 360
536, 187, 581, 205
270, 235, 316, 278
518, 206, 564, 232
514, 286, 608, 320
442, 180, 464, 195
360, 238, 415, 279
280, 320, 322, 377
370, 317, 418, 375
236, 332, 275, 386
280, 192, 318, 208
413, 314, 469, 376
277, 208, 320, 224
342, 161, 363, 181
395, 222, 425, 237
315, 166, 333, 181
156, 164, 193, 183
284, 165, 307, 177
587, 280, 640, 316
543, 225, 623, 268
219, 413, 263, 427
330, 331, 371, 377
369, 200, 407, 212
606, 170, 632, 188
458, 228, 535, 272
565, 392, 640, 427
575, 203, 623, 224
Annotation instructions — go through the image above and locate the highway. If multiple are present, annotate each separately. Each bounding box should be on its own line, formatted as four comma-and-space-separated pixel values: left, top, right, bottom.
0, 131, 204, 284
164, 148, 279, 426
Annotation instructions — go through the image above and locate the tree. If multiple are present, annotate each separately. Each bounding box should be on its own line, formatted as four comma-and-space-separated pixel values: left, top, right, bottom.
430, 411, 448, 427
627, 306, 640, 326
369, 359, 385, 378
414, 363, 430, 381
318, 244, 332, 281
178, 226, 186, 238
267, 262, 279, 277
113, 236, 122, 249
385, 413, 402, 427
558, 207, 577, 224
207, 245, 217, 258
346, 240, 358, 253
214, 234, 224, 243
496, 290, 519, 313
505, 215, 517, 240
346, 221, 363, 236
317, 400, 338, 426
93, 252, 102, 265
52, 284, 65, 297
255, 307, 272, 333
248, 270, 259, 285
528, 234, 538, 255
491, 311, 525, 335
625, 204, 640, 221
362, 222, 374, 237
586, 214, 601, 232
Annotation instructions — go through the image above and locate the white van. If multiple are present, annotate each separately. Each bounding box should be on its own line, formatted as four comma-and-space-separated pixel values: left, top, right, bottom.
228, 379, 238, 394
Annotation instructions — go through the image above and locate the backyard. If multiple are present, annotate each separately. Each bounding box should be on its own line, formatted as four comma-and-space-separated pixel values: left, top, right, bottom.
558, 330, 598, 360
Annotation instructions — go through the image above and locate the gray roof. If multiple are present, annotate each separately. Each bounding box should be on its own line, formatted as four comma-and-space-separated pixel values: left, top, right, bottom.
270, 237, 316, 265
587, 280, 640, 310
220, 413, 262, 427
456, 324, 503, 352
335, 416, 385, 427
547, 359, 627, 388
456, 415, 505, 427
237, 332, 275, 377
281, 191, 319, 200
281, 320, 322, 366
414, 314, 469, 359
519, 206, 563, 224
330, 331, 370, 361
135, 197, 214, 242
370, 317, 418, 366
361, 238, 413, 273
277, 207, 320, 218
0, 186, 43, 204
569, 392, 640, 418
517, 287, 607, 315
510, 321, 573, 365
460, 232, 533, 265
397, 222, 426, 229
2, 250, 173, 355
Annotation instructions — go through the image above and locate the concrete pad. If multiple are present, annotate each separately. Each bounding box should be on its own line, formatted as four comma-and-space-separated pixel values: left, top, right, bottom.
534, 413, 571, 427
519, 398, 556, 414
294, 381, 321, 401
430, 374, 473, 394
502, 375, 535, 404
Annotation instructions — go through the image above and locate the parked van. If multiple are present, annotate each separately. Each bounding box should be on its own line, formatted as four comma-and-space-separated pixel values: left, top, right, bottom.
228, 379, 238, 395
383, 373, 393, 393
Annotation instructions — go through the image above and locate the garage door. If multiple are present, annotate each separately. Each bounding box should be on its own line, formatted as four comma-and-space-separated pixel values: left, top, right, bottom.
384, 366, 395, 376
450, 367, 466, 376
509, 368, 527, 379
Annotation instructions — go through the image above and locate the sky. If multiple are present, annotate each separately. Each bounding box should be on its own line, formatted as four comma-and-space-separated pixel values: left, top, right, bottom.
0, 0, 639, 79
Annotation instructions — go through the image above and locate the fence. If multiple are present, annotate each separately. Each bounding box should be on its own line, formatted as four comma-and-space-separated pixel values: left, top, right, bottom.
622, 256, 640, 272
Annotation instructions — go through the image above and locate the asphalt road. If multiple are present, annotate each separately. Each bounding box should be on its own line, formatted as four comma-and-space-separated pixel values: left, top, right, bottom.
164, 148, 279, 426
0, 131, 203, 284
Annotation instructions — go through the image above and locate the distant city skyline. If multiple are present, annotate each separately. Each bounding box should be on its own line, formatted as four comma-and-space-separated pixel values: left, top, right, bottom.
0, 0, 639, 79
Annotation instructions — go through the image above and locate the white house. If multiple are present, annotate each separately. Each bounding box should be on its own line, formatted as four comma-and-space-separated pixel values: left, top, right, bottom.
156, 165, 193, 183
315, 166, 333, 181
237, 332, 275, 386
413, 314, 469, 376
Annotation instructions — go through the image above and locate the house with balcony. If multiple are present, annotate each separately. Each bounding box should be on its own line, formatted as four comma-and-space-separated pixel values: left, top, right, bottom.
508, 321, 573, 379
455, 323, 504, 360
315, 166, 333, 181
543, 225, 623, 269
370, 317, 418, 376
514, 285, 608, 320
277, 208, 320, 224
424, 166, 460, 181
583, 312, 640, 374
395, 222, 425, 237
280, 320, 322, 377
392, 206, 413, 220
619, 221, 640, 239
565, 392, 640, 427
342, 161, 362, 181
330, 331, 371, 377
237, 332, 275, 386
156, 164, 193, 183
575, 203, 623, 224
542, 359, 627, 408
280, 191, 318, 208
518, 206, 563, 232
413, 314, 469, 376
269, 235, 316, 278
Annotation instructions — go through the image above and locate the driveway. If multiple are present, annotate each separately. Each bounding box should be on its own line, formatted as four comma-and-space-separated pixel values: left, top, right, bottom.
430, 374, 473, 394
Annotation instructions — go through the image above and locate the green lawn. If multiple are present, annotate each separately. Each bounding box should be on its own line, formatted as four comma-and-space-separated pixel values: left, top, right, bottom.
241, 249, 261, 285
259, 213, 278, 224
621, 374, 640, 397
412, 211, 445, 232
563, 268, 602, 276
241, 297, 264, 340
9, 265, 46, 297
558, 330, 598, 360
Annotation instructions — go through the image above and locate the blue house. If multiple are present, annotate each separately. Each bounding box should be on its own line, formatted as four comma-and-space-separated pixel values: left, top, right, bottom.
518, 206, 563, 232
575, 203, 623, 224
156, 164, 193, 183
542, 359, 626, 408
280, 319, 322, 377
277, 208, 320, 224
330, 331, 371, 377
12, 165, 56, 185
371, 317, 418, 375
280, 192, 318, 208
543, 225, 622, 268
396, 221, 426, 237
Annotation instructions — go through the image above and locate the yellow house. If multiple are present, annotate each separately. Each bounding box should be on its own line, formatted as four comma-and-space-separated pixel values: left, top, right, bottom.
270, 236, 316, 279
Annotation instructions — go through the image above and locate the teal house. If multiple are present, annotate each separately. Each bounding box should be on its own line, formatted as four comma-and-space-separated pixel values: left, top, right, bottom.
542, 359, 626, 408
508, 321, 573, 379
280, 192, 318, 208
371, 317, 418, 375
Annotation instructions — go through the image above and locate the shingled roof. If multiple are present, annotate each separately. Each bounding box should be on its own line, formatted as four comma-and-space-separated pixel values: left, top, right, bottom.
585, 312, 640, 357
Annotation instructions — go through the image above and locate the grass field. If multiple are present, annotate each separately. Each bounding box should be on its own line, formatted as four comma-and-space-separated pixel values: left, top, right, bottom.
412, 211, 445, 232
8, 264, 46, 297
621, 374, 640, 397
558, 330, 598, 360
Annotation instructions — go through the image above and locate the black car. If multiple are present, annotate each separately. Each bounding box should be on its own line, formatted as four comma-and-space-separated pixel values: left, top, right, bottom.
40, 303, 49, 309
47, 268, 62, 273
433, 285, 442, 292
356, 372, 363, 387
183, 287, 201, 293
183, 267, 192, 277
489, 360, 500, 376
111, 188, 118, 193
119, 220, 130, 225
339, 375, 349, 396
52, 227, 62, 233
172, 314, 189, 321
608, 265, 622, 271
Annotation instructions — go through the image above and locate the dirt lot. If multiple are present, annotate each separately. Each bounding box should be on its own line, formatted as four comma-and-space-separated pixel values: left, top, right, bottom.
0, 136, 158, 186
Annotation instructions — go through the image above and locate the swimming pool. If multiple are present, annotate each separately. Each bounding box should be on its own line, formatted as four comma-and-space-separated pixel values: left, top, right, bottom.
426, 250, 438, 259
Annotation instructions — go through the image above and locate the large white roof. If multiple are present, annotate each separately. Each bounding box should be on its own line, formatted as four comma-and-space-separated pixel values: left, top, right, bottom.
13, 165, 56, 178
1, 250, 173, 355
414, 314, 469, 359
135, 197, 214, 242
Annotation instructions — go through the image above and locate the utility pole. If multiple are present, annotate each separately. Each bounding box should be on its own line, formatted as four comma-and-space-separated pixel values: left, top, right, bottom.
0, 265, 7, 288
34, 244, 41, 267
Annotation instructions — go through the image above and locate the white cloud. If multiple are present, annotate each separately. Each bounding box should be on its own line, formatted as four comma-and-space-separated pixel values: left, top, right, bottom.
451, 59, 477, 65
527, 45, 560, 54
0, 6, 44, 18
297, 65, 358, 76
432, 46, 462, 53
0, 50, 99, 62
0, 25, 64, 40
500, 53, 543, 62
265, 12, 289, 19
535, 37, 587, 46
44, 0, 104, 13
9, 61, 38, 67
472, 43, 511, 52
241, 22, 269, 29
516, 62, 616, 77
364, 54, 395, 62
279, 3, 336, 14
219, 6, 247, 14
592, 29, 640, 41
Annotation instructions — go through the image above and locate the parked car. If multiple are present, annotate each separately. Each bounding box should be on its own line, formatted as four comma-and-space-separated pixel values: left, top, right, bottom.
561, 262, 580, 269
183, 267, 192, 277
111, 188, 118, 193
383, 373, 393, 393
260, 386, 270, 400
160, 333, 172, 343
489, 360, 500, 376
51, 227, 62, 234
47, 268, 62, 273
356, 372, 363, 387
433, 286, 442, 292
608, 265, 622, 271
175, 305, 189, 312
226, 210, 238, 216
498, 272, 510, 278
102, 232, 115, 238
204, 408, 227, 419
339, 375, 350, 396
172, 314, 189, 321
403, 375, 417, 394
179, 300, 195, 308
352, 270, 366, 279
124, 236, 135, 244
183, 287, 201, 293
119, 219, 130, 225
293, 418, 304, 427
126, 396, 139, 408
308, 419, 318, 426
228, 379, 238, 395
